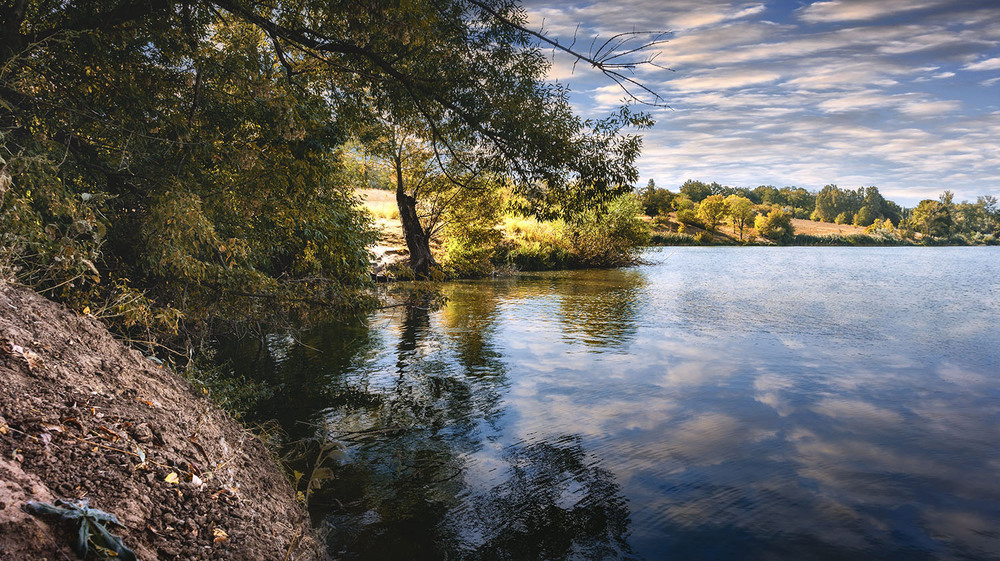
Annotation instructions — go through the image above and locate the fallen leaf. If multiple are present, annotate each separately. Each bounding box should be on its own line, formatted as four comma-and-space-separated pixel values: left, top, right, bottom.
41, 422, 64, 433
164, 472, 179, 484
213, 528, 229, 543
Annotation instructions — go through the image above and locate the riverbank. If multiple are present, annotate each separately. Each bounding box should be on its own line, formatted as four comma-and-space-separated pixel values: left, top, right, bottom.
0, 282, 323, 560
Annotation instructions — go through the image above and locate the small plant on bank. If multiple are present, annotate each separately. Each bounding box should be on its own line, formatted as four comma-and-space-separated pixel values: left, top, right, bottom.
283, 425, 350, 508
23, 499, 137, 561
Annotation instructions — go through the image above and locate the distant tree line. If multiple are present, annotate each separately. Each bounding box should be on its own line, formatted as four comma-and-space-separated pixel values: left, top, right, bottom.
639, 179, 1000, 244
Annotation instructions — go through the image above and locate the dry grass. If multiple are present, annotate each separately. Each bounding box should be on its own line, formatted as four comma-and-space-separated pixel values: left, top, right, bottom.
357, 189, 405, 247
650, 212, 867, 243
790, 218, 865, 236
502, 215, 566, 243
359, 188, 399, 220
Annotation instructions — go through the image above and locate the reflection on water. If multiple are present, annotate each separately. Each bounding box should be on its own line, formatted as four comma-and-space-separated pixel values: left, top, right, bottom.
219, 247, 1000, 560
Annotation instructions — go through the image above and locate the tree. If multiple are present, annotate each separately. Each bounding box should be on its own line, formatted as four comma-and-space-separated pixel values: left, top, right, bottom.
815, 184, 858, 223
697, 194, 727, 231
724, 195, 755, 241
853, 206, 875, 227
638, 179, 675, 217
680, 180, 714, 203
911, 199, 952, 238
754, 208, 794, 242
1, 11, 379, 336
1, 0, 667, 329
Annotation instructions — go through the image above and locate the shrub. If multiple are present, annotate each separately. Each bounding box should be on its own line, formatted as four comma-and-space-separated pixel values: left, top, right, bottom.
754, 208, 795, 242
649, 232, 698, 245
568, 194, 650, 267
676, 208, 701, 226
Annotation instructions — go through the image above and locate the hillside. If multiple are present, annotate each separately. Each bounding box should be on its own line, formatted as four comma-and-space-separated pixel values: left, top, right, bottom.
0, 283, 323, 560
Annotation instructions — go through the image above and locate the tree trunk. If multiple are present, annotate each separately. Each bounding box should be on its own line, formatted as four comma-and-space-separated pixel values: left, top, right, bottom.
394, 155, 436, 279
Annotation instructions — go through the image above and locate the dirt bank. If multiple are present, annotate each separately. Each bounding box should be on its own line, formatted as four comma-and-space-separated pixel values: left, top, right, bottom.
0, 282, 323, 560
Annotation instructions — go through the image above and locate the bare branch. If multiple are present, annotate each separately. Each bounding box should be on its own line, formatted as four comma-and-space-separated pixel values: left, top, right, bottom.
464, 0, 670, 106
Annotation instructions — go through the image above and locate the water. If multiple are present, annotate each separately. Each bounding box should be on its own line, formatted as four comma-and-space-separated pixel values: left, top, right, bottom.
219, 247, 1000, 560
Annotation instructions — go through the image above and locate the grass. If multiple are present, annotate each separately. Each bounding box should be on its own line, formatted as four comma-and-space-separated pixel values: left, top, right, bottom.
359, 188, 400, 220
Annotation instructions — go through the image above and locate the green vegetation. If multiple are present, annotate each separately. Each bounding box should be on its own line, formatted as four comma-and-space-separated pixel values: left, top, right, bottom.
1, 1, 658, 350
639, 180, 1000, 246
437, 193, 650, 277
754, 208, 795, 243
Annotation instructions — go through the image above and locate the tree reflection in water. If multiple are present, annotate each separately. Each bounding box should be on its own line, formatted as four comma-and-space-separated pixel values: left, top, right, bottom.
460, 436, 638, 561
287, 286, 636, 560
553, 269, 645, 352
214, 282, 640, 560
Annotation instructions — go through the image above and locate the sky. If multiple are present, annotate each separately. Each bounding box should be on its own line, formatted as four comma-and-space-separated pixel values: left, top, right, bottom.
522, 0, 1000, 207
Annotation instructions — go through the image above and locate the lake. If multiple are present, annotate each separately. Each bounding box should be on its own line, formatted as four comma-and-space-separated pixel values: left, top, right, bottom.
219, 247, 1000, 561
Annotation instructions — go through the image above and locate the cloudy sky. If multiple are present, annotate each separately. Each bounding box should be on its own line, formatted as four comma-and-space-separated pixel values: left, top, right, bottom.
522, 0, 1000, 206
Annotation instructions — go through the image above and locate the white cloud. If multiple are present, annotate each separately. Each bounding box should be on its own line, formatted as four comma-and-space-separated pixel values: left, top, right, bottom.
798, 0, 948, 23
522, 0, 1000, 204
899, 99, 962, 116
964, 56, 1000, 71
664, 69, 782, 92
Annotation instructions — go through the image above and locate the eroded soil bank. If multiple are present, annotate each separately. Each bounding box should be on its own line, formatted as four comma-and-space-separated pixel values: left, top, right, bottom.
0, 282, 324, 560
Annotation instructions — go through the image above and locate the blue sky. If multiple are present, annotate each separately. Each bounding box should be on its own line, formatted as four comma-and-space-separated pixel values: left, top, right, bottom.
523, 0, 1000, 206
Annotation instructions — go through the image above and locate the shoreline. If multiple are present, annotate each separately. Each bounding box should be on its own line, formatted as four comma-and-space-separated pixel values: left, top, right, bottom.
0, 282, 324, 560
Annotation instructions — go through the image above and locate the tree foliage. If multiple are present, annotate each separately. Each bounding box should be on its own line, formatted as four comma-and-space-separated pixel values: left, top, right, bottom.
724, 195, 755, 241
1, 0, 661, 340
754, 208, 794, 242
697, 194, 727, 231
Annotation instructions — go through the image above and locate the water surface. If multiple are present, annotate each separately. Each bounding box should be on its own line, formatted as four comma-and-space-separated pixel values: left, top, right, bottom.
221, 247, 1000, 560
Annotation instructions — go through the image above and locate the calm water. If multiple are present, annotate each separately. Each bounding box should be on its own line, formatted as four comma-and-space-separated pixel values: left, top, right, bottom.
220, 247, 1000, 561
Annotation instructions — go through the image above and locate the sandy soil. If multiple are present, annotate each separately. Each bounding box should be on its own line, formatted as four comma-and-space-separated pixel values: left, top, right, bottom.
0, 282, 323, 560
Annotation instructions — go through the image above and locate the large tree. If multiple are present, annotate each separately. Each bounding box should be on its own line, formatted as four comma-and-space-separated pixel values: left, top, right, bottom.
1, 0, 664, 328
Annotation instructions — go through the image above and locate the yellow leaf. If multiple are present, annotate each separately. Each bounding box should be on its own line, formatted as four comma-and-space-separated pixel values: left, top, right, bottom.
82, 306, 91, 315
164, 472, 179, 484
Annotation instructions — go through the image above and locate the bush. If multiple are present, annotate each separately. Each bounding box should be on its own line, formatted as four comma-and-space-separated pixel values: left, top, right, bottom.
791, 233, 910, 246
649, 232, 698, 245
442, 224, 503, 278
676, 208, 701, 226
442, 186, 505, 278
754, 208, 795, 242
568, 194, 650, 267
